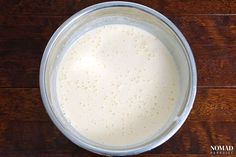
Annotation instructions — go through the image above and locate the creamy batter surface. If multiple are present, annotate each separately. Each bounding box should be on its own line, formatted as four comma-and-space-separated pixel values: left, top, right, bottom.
57, 24, 179, 146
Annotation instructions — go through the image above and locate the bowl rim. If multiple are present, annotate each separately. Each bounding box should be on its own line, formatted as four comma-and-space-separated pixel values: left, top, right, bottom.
39, 1, 197, 156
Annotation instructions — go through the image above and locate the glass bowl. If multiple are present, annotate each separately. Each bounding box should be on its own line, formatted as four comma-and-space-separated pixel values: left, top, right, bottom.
39, 1, 197, 156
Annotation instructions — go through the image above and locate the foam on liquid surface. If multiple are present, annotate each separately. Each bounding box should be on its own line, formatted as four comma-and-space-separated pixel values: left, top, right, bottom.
57, 24, 179, 146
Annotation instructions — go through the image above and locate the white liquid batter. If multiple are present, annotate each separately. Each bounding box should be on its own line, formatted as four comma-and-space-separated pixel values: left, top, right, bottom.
57, 24, 179, 146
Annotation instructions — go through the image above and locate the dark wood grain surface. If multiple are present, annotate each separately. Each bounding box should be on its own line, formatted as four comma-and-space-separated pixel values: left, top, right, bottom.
0, 0, 235, 156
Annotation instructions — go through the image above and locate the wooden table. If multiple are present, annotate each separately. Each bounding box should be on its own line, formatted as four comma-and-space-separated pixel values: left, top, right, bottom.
0, 0, 235, 156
